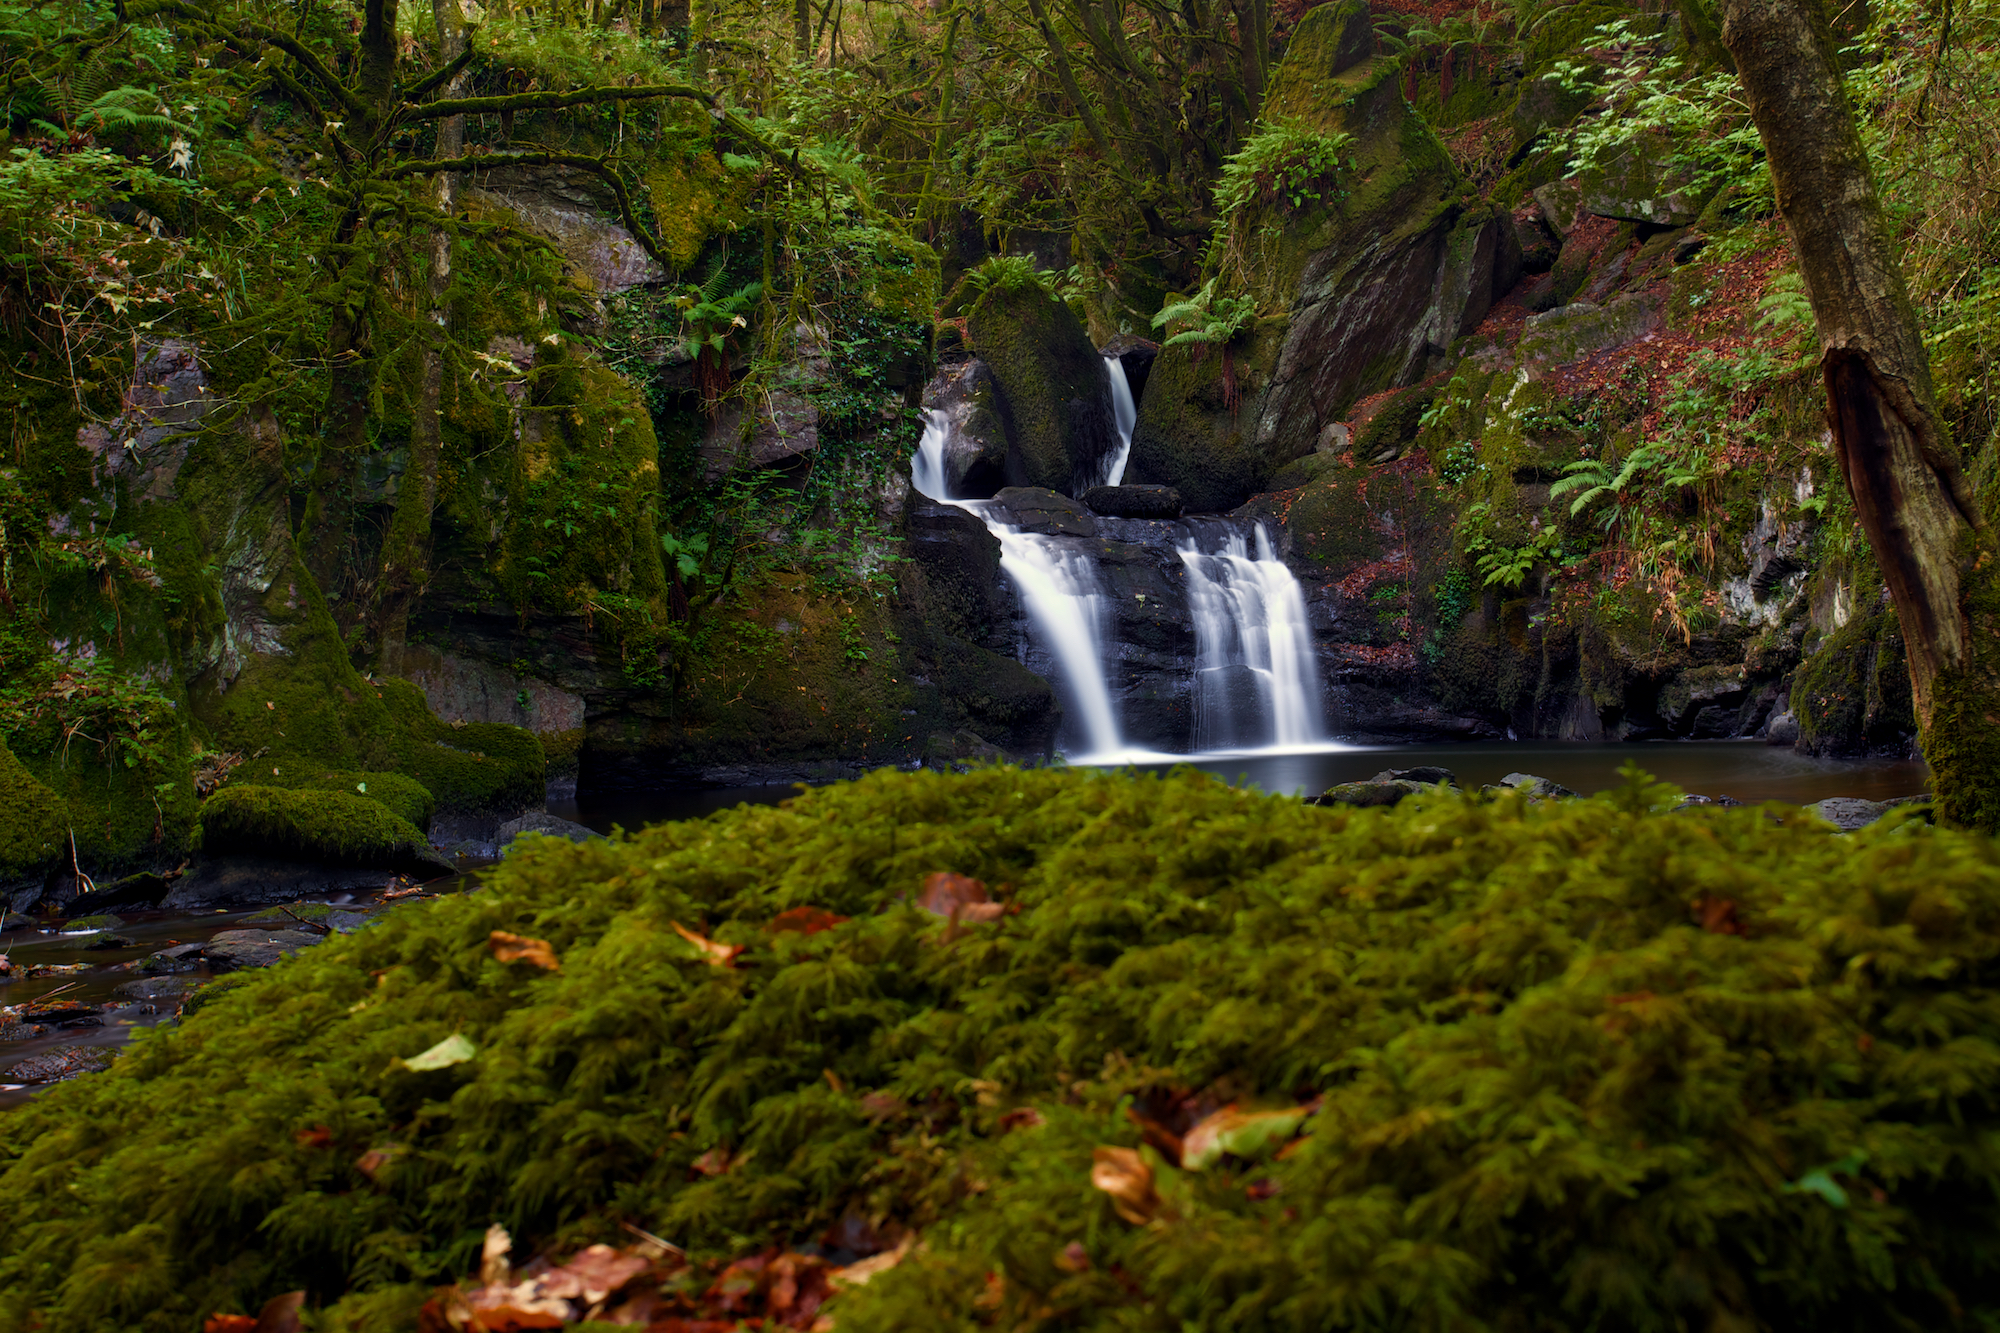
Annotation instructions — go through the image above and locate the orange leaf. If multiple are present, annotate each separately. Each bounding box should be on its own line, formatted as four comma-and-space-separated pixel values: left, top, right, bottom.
769, 906, 849, 935
1090, 1146, 1161, 1224
467, 1306, 567, 1332
673, 921, 745, 967
294, 1125, 333, 1150
489, 930, 560, 970
204, 1319, 256, 1333
917, 872, 1004, 923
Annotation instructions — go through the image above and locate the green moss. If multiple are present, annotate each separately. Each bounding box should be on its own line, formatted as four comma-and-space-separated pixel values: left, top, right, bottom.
0, 740, 66, 890
1792, 601, 1915, 758
965, 281, 1110, 494
197, 784, 433, 867
640, 152, 753, 273
1353, 385, 1437, 461
1122, 323, 1286, 513
3, 767, 1999, 1330
377, 679, 547, 814
252, 768, 435, 833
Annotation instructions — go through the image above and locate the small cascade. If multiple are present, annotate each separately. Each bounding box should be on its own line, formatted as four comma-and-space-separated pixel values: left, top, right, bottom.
1178, 526, 1327, 751
1098, 356, 1137, 488
913, 411, 1127, 758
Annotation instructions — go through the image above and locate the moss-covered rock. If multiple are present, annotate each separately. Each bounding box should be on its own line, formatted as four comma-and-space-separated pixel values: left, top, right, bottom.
197, 784, 440, 869
1793, 599, 1917, 758
964, 279, 1118, 495
4, 767, 1999, 1331
250, 768, 436, 833
0, 742, 65, 904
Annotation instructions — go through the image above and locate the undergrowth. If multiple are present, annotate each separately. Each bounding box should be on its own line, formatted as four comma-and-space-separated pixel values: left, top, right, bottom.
1, 766, 1997, 1331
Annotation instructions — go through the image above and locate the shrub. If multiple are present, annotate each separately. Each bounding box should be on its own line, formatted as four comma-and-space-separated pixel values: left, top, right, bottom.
1, 766, 1996, 1331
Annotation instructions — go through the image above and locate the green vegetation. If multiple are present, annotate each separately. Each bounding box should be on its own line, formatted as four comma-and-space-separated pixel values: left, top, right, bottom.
196, 784, 436, 867
2, 765, 1996, 1330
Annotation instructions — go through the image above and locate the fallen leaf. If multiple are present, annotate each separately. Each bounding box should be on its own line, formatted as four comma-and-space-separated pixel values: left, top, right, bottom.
916, 872, 1004, 923
1054, 1240, 1091, 1273
998, 1107, 1046, 1132
673, 921, 745, 967
294, 1125, 333, 1150
204, 1318, 256, 1333
537, 1244, 651, 1303
1091, 1146, 1161, 1224
251, 1292, 304, 1333
1181, 1105, 1308, 1171
769, 906, 849, 935
858, 1090, 906, 1121
691, 1145, 732, 1176
481, 1224, 513, 1288
829, 1233, 915, 1288
489, 930, 560, 970
466, 1302, 567, 1332
355, 1145, 401, 1180
405, 1033, 477, 1071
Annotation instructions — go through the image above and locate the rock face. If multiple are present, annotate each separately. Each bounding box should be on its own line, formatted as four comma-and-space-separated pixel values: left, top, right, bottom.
922, 359, 1011, 498
464, 168, 667, 295
1083, 485, 1183, 519
965, 282, 1120, 494
1127, 0, 1521, 513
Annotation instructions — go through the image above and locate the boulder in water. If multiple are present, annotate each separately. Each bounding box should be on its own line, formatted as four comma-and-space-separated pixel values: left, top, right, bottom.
988, 487, 1095, 537
964, 279, 1119, 494
498, 811, 602, 856
1083, 485, 1182, 519
1482, 773, 1578, 800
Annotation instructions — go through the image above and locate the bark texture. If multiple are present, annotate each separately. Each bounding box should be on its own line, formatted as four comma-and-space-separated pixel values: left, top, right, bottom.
1719, 0, 2000, 828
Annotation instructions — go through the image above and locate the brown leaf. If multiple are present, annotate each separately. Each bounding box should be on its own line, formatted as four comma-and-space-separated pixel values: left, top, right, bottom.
1694, 898, 1744, 935
1055, 1240, 1091, 1273
916, 872, 1003, 922
466, 1305, 567, 1332
673, 921, 745, 967
691, 1145, 732, 1177
1090, 1146, 1161, 1224
830, 1233, 916, 1289
293, 1125, 333, 1150
769, 906, 849, 935
998, 1107, 1046, 1132
489, 930, 560, 970
355, 1146, 400, 1180
203, 1318, 256, 1333
1181, 1105, 1308, 1170
858, 1090, 906, 1122
253, 1291, 304, 1333
538, 1244, 651, 1303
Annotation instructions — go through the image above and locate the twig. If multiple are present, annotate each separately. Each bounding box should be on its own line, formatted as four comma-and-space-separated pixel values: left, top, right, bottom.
619, 1221, 685, 1256
68, 831, 97, 896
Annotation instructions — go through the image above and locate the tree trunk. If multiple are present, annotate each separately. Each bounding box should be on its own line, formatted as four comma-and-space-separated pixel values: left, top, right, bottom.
1719, 0, 2000, 829
373, 0, 472, 655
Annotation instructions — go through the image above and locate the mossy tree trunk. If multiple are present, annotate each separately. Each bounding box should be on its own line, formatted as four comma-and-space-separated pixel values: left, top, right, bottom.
1720, 0, 2000, 829
372, 0, 473, 653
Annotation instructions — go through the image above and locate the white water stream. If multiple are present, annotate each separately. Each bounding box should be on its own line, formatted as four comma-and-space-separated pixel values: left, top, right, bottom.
913, 358, 1330, 760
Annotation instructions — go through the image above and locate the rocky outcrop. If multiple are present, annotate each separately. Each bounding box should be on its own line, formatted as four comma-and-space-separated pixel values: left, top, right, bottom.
922, 359, 1010, 497
1128, 0, 1522, 513
1083, 485, 1183, 519
965, 281, 1120, 494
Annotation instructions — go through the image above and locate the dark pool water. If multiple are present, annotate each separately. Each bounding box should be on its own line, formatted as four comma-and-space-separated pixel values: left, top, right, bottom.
550, 740, 1928, 832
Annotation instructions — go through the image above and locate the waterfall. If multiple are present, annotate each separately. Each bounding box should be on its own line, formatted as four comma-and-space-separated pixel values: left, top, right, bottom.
913, 410, 1127, 758
1098, 356, 1137, 488
1178, 526, 1327, 751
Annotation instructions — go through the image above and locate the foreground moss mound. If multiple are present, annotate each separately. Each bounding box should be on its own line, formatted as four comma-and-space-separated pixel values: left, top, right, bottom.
253, 768, 437, 833
196, 785, 434, 868
3, 767, 1998, 1331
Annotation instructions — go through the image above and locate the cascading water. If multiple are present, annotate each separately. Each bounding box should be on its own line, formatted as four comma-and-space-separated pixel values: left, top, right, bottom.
1177, 527, 1327, 751
1097, 356, 1138, 487
913, 411, 1126, 758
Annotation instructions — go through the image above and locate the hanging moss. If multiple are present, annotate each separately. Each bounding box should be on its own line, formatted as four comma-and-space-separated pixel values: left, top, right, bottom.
196, 784, 434, 867
3, 766, 1998, 1332
1792, 599, 1916, 758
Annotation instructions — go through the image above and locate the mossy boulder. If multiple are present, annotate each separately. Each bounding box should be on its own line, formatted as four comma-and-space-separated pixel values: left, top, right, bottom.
252, 768, 436, 833
964, 281, 1118, 495
1793, 600, 1917, 758
197, 784, 442, 871
0, 742, 66, 904
5, 767, 2000, 1330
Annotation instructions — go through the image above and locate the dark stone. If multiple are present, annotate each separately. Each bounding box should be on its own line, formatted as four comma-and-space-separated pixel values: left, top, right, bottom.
921, 359, 1010, 499
161, 857, 440, 911
203, 928, 321, 971
114, 976, 207, 1000
1082, 485, 1183, 519
3, 1044, 114, 1083
1804, 797, 1891, 831
1373, 766, 1459, 787
65, 872, 170, 914
82, 932, 138, 950
924, 730, 1010, 771
141, 942, 207, 973
1482, 772, 1578, 800
987, 487, 1096, 537
1310, 779, 1430, 808
498, 811, 602, 855
1764, 711, 1800, 746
